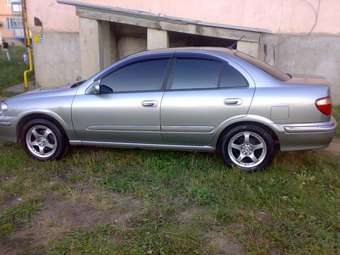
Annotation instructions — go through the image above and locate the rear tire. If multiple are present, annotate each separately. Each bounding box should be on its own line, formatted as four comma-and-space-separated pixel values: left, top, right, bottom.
21, 119, 68, 160
220, 125, 275, 172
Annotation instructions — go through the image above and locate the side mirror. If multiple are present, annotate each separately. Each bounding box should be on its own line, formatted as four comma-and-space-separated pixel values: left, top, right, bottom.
92, 80, 101, 94
88, 80, 114, 95
94, 83, 100, 94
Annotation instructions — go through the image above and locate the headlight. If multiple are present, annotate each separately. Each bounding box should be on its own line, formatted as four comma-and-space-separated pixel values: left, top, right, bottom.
0, 102, 8, 113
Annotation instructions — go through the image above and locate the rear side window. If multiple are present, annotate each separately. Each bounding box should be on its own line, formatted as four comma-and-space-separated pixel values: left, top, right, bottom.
220, 64, 248, 88
170, 58, 222, 90
101, 59, 169, 92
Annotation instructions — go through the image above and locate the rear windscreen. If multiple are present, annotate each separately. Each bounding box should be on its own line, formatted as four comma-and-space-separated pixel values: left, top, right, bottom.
235, 51, 291, 81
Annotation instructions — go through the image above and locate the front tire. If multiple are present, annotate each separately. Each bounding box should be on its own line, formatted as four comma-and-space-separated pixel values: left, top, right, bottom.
21, 119, 68, 160
220, 125, 275, 172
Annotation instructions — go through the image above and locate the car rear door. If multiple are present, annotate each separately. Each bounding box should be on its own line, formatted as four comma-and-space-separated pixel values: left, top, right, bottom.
72, 57, 171, 144
160, 53, 255, 146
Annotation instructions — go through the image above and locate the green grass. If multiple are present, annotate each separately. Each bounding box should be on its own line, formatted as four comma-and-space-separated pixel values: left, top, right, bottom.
0, 46, 26, 91
0, 199, 42, 239
333, 105, 340, 138
0, 143, 339, 254
47, 225, 120, 255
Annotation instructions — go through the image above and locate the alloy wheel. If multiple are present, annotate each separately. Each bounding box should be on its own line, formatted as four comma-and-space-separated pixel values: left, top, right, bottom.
227, 131, 267, 169
25, 125, 58, 159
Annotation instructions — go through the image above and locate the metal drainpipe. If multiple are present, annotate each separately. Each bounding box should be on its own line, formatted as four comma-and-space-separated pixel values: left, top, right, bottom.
22, 0, 33, 90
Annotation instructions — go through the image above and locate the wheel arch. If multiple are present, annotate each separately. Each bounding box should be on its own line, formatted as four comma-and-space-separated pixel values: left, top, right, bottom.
215, 121, 280, 152
16, 112, 69, 143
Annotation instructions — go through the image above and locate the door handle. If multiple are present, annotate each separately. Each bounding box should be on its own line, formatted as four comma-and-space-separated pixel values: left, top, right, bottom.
224, 98, 243, 105
142, 100, 158, 107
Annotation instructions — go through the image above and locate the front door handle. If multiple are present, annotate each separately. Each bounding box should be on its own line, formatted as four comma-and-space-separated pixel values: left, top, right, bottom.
224, 98, 243, 105
142, 100, 158, 107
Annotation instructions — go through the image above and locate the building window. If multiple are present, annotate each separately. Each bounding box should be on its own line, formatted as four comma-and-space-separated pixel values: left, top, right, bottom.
6, 16, 23, 30
11, 1, 22, 14
6, 16, 24, 38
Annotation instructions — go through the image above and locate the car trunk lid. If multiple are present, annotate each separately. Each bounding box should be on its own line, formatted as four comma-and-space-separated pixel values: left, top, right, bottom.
285, 74, 329, 86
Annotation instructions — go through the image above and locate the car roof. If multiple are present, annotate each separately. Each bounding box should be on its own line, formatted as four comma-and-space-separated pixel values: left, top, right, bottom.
132, 48, 290, 82
92, 46, 290, 84
135, 47, 235, 56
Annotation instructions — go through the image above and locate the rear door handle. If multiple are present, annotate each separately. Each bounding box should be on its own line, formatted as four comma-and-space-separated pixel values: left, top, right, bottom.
142, 100, 158, 107
224, 98, 243, 105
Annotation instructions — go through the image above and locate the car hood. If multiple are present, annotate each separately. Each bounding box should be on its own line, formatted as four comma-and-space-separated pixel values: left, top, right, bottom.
23, 84, 73, 95
6, 84, 78, 102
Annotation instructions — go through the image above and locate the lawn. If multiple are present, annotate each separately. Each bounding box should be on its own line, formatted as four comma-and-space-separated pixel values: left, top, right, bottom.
0, 46, 26, 92
0, 141, 339, 254
333, 105, 340, 138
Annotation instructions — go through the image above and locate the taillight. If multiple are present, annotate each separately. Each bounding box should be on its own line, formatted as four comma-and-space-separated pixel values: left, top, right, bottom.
315, 96, 332, 116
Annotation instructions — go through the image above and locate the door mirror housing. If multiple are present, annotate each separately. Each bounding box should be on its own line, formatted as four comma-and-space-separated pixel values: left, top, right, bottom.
87, 80, 114, 95
92, 80, 101, 94
94, 83, 101, 94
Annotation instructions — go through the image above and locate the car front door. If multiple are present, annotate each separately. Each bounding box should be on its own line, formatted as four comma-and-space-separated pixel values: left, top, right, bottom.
72, 57, 170, 144
160, 54, 255, 146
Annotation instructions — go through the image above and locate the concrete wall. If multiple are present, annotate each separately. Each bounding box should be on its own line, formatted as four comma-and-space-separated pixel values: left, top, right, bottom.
262, 34, 340, 104
147, 28, 168, 50
100, 21, 117, 68
79, 18, 101, 80
32, 31, 81, 88
117, 36, 146, 58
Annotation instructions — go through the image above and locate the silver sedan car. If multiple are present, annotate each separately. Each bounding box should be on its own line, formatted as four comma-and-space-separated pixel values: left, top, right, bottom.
0, 48, 336, 171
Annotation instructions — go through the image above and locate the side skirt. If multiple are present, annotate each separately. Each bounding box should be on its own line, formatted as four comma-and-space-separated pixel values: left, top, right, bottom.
69, 140, 215, 152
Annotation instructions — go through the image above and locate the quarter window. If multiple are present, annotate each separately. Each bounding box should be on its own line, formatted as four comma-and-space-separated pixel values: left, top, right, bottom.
219, 64, 248, 88
101, 59, 169, 93
170, 58, 222, 90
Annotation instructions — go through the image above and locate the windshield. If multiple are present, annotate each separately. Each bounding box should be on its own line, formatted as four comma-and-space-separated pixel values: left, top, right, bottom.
235, 51, 291, 81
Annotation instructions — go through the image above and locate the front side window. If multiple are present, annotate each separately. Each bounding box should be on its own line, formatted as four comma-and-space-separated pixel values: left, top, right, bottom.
101, 59, 169, 93
170, 58, 222, 90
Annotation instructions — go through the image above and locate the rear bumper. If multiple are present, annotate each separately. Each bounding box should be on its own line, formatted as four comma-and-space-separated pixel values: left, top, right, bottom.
0, 116, 18, 143
277, 117, 337, 151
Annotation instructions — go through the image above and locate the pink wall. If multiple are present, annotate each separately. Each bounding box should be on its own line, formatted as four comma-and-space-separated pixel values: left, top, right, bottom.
27, 0, 79, 33
27, 0, 340, 34
0, 0, 14, 38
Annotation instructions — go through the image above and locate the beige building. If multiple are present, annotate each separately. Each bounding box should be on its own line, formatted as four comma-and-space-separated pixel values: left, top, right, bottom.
0, 0, 23, 44
26, 0, 340, 103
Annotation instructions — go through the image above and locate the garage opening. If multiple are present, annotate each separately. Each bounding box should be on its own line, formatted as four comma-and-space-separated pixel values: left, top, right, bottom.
105, 23, 240, 66
169, 31, 237, 49
111, 23, 147, 59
